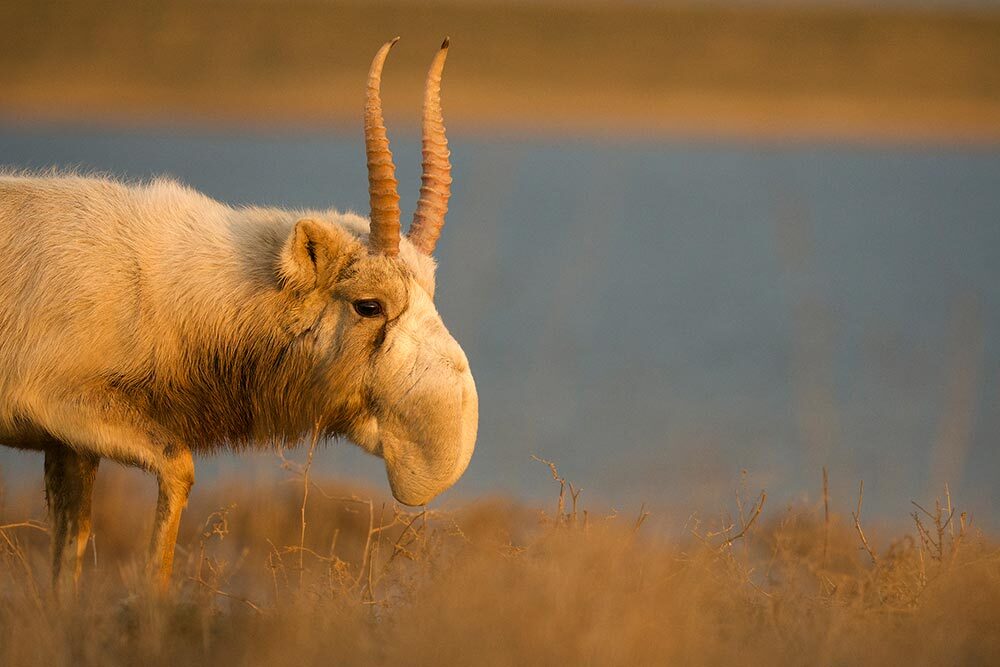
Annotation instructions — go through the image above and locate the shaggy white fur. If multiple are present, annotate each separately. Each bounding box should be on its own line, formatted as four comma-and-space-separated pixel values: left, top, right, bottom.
0, 172, 477, 591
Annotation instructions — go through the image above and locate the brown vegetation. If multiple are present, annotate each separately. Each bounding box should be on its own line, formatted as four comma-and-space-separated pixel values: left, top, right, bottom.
1, 1, 999, 141
1, 454, 997, 666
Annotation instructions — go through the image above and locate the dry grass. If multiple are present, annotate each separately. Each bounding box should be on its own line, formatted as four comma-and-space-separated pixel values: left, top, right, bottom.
0, 456, 997, 666
1, 1, 999, 141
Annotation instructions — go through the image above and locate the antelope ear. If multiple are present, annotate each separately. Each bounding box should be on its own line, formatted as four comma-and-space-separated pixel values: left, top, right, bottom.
279, 219, 343, 291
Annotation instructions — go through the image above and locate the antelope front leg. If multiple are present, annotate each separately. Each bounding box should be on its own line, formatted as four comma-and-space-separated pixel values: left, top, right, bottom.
148, 447, 194, 593
44, 444, 100, 600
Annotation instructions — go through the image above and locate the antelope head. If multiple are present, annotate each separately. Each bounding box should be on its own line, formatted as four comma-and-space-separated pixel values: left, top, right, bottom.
280, 38, 477, 505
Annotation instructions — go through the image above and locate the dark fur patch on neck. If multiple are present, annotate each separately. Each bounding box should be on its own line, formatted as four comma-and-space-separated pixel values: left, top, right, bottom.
110, 330, 367, 453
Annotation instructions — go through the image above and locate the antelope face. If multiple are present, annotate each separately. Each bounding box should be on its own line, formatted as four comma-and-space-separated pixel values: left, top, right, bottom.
335, 251, 478, 506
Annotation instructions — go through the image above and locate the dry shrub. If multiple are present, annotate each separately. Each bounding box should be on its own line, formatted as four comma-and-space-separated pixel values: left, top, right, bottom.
0, 459, 998, 667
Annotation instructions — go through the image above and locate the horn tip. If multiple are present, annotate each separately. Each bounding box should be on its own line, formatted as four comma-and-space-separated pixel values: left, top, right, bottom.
441, 36, 450, 49
389, 36, 401, 47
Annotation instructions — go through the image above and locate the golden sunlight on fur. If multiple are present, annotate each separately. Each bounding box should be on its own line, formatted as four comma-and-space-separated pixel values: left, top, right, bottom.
0, 40, 477, 594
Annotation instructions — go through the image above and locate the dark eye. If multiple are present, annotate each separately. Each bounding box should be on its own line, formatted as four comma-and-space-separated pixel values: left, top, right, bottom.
353, 299, 384, 318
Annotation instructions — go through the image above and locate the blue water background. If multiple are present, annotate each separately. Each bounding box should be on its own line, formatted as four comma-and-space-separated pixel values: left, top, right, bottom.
1, 125, 998, 528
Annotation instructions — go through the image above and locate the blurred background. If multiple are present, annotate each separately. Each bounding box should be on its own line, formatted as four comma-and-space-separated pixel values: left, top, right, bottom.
1, 0, 998, 530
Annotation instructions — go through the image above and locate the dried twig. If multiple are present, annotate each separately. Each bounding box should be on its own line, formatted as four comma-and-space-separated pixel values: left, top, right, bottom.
852, 481, 879, 566
364, 502, 386, 602
298, 422, 321, 590
0, 528, 44, 610
632, 503, 650, 534
532, 455, 567, 523
569, 482, 582, 526
384, 510, 427, 569
721, 491, 766, 547
356, 498, 375, 592
910, 499, 956, 562
0, 521, 48, 534
188, 576, 263, 613
265, 538, 287, 605
822, 467, 830, 567
945, 484, 955, 540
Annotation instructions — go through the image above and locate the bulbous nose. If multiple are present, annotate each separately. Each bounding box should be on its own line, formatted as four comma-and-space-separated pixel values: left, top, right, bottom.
383, 366, 478, 506
449, 371, 477, 483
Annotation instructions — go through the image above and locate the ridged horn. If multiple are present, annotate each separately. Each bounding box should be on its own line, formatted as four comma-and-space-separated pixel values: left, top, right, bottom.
365, 37, 402, 256
407, 37, 453, 256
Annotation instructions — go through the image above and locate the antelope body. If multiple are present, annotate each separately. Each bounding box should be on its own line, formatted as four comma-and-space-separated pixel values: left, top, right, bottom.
0, 38, 477, 593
